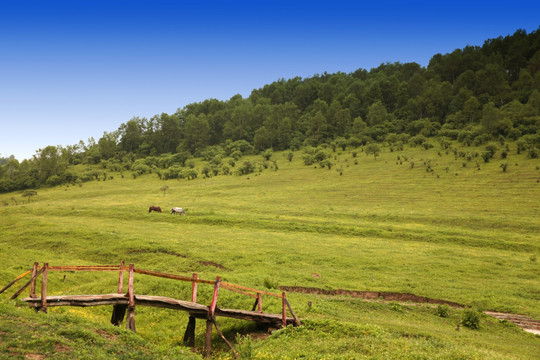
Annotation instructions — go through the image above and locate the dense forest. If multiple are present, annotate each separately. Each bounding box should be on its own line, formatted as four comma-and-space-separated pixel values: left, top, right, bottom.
1, 28, 540, 192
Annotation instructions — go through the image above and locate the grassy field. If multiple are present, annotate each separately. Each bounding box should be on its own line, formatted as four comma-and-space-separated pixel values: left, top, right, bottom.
1, 143, 539, 359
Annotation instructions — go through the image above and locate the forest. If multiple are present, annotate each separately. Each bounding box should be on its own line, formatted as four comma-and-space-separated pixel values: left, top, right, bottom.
1, 28, 539, 192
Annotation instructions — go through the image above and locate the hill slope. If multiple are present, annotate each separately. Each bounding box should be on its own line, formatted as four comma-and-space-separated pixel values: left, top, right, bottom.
1, 144, 539, 358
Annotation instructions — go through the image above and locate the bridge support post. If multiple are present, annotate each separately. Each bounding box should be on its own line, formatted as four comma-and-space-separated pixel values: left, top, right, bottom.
111, 261, 127, 326
205, 318, 213, 358
40, 263, 49, 313
205, 276, 221, 358
126, 263, 136, 332
183, 315, 196, 347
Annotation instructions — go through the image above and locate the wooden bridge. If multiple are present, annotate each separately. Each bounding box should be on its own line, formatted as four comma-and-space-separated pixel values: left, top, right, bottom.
1, 261, 301, 358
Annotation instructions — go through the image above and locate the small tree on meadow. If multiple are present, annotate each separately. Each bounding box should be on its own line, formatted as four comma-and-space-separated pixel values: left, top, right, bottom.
365, 143, 381, 160
287, 151, 294, 162
22, 190, 38, 203
160, 185, 169, 196
262, 149, 273, 161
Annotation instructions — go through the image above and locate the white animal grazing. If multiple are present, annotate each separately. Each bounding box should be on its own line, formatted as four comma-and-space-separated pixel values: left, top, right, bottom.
171, 207, 186, 216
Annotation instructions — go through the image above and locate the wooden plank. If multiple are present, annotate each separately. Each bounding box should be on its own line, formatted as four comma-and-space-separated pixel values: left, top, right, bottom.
22, 294, 297, 326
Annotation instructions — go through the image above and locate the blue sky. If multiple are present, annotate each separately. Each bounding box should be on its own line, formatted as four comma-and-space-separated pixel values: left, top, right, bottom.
1, 0, 539, 160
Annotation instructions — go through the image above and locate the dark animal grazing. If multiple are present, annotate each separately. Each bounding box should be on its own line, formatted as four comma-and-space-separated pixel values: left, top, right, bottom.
171, 207, 186, 216
149, 206, 162, 213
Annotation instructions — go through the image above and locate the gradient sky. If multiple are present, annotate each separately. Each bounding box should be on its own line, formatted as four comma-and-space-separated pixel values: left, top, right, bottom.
1, 0, 539, 160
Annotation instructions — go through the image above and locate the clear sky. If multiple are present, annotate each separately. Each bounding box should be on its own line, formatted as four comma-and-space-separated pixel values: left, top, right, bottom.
1, 0, 539, 160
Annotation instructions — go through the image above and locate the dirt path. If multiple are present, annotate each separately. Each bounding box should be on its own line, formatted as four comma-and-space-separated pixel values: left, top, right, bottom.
280, 286, 540, 335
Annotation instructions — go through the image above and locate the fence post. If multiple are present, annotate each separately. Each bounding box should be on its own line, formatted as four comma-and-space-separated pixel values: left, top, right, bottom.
205, 276, 221, 358
191, 273, 198, 303
29, 262, 39, 298
126, 263, 136, 332
281, 292, 287, 327
40, 263, 49, 313
257, 293, 262, 313
117, 260, 125, 294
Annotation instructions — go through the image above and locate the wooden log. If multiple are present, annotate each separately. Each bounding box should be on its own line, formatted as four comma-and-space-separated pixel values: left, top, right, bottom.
128, 264, 135, 307
191, 273, 198, 303
284, 298, 301, 326
0, 268, 32, 295
126, 308, 136, 332
209, 276, 221, 318
47, 265, 121, 271
110, 304, 127, 326
212, 318, 238, 359
251, 297, 259, 312
126, 263, 135, 332
41, 263, 49, 313
222, 285, 257, 298
11, 265, 44, 300
30, 262, 39, 298
183, 315, 196, 347
205, 318, 213, 358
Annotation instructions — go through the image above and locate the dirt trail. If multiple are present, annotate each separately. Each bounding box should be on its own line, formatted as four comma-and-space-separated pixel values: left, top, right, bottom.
280, 286, 540, 335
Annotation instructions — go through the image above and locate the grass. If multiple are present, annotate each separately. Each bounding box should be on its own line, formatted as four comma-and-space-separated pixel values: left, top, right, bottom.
1, 143, 539, 359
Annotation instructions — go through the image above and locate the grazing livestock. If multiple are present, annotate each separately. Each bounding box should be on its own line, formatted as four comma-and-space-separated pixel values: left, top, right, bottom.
149, 206, 162, 213
171, 207, 186, 216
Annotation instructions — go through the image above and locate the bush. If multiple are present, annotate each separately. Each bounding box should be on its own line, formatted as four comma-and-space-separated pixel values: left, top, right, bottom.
262, 149, 273, 161
237, 161, 256, 175
461, 309, 481, 329
436, 305, 450, 318
302, 154, 315, 166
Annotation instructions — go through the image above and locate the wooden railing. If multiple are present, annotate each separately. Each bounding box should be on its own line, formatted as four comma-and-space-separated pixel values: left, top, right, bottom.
1, 261, 301, 357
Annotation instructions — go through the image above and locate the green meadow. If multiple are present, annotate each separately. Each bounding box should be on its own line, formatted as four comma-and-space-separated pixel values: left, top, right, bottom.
1, 143, 539, 359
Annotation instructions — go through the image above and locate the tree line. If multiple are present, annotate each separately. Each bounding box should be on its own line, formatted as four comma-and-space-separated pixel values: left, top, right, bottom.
1, 28, 540, 192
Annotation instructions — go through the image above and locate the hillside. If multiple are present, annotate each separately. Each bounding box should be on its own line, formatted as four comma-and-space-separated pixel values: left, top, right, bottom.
1, 28, 540, 193
1, 143, 539, 359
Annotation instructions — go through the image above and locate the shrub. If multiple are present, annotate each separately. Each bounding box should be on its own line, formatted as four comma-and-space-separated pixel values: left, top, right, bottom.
262, 149, 273, 161
237, 161, 256, 175
302, 154, 315, 166
287, 151, 294, 162
461, 309, 481, 329
436, 305, 450, 318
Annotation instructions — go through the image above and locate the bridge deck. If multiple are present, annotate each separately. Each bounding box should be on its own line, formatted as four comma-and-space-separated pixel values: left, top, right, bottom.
23, 294, 295, 326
